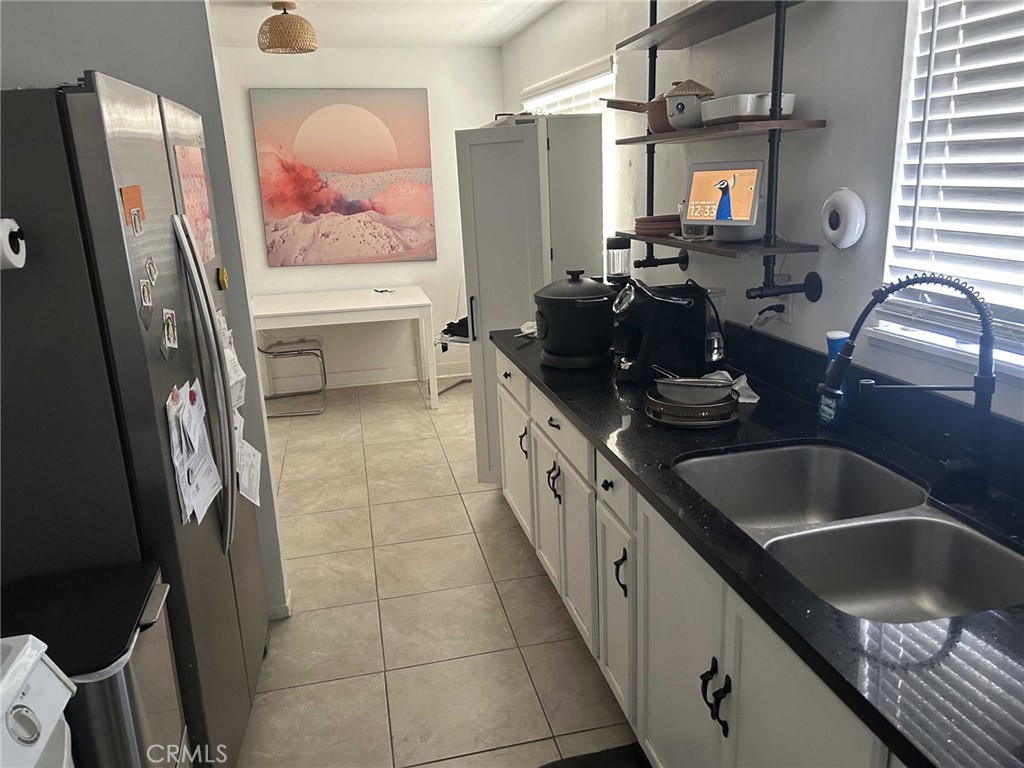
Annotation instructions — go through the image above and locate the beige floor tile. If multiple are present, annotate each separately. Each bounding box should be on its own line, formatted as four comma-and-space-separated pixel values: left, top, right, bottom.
496, 576, 580, 646
418, 740, 559, 768
380, 583, 514, 669
362, 414, 437, 445
375, 534, 490, 599
268, 432, 288, 459
280, 444, 365, 485
266, 417, 291, 438
286, 417, 363, 453
279, 508, 372, 559
521, 638, 625, 735
439, 433, 477, 464
462, 490, 519, 532
239, 674, 391, 768
286, 550, 376, 613
368, 462, 458, 505
449, 459, 501, 494
477, 526, 545, 581
387, 650, 551, 767
359, 381, 425, 402
555, 724, 638, 758
277, 474, 369, 517
430, 409, 476, 436
270, 450, 285, 488
365, 437, 445, 473
257, 603, 383, 692
326, 386, 361, 406
370, 495, 471, 546
433, 386, 474, 411
360, 399, 429, 421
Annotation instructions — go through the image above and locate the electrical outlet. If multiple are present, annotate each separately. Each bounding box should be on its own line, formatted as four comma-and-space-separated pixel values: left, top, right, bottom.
776, 274, 793, 324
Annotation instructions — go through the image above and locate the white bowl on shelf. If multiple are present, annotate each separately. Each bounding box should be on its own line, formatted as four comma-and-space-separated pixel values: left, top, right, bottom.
701, 93, 796, 125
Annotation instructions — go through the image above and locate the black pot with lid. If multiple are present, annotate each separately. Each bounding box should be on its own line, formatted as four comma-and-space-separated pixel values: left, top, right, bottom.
534, 269, 616, 369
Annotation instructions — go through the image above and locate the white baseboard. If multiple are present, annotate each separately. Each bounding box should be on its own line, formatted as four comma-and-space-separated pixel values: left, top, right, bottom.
270, 361, 472, 394
268, 589, 292, 620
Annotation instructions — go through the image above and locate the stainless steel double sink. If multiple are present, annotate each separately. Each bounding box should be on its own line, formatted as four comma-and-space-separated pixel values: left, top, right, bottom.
673, 444, 1024, 623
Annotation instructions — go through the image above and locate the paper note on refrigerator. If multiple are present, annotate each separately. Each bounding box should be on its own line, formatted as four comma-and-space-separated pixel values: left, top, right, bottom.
184, 428, 222, 525
232, 409, 244, 462
236, 439, 261, 506
224, 347, 246, 408
166, 378, 222, 525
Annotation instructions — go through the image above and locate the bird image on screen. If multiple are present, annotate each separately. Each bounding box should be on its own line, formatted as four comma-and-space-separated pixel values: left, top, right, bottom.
685, 166, 761, 224
714, 177, 734, 220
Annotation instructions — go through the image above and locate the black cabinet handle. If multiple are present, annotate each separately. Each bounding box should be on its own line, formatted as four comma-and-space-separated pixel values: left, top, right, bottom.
601, 479, 614, 491
613, 547, 628, 597
545, 461, 557, 493
468, 295, 478, 341
503, 371, 512, 379
550, 465, 562, 503
547, 416, 561, 430
518, 427, 528, 458
700, 656, 719, 715
710, 675, 732, 737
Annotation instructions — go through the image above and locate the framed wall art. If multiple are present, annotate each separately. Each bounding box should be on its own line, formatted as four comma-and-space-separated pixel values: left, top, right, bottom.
250, 88, 436, 267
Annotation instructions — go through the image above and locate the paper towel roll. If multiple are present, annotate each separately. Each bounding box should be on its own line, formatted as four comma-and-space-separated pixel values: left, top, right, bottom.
1, 218, 26, 269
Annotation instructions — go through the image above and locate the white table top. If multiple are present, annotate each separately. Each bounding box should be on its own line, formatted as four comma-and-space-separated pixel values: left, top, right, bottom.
251, 287, 431, 319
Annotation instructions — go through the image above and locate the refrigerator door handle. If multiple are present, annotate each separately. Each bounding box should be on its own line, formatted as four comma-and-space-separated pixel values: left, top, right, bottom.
173, 214, 235, 554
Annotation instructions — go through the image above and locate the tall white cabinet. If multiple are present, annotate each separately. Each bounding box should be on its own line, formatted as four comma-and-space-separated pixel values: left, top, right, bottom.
455, 114, 602, 481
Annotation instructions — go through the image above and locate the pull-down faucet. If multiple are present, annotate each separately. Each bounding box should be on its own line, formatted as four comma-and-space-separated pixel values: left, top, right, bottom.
818, 273, 996, 495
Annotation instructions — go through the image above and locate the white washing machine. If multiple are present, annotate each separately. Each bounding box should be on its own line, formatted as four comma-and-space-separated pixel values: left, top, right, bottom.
1, 635, 76, 768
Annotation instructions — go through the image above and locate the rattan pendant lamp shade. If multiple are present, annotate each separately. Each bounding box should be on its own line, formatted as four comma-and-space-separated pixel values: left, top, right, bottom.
258, 2, 318, 54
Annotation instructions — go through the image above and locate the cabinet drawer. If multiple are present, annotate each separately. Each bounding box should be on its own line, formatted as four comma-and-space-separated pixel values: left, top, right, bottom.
530, 386, 589, 473
495, 349, 529, 408
594, 450, 632, 529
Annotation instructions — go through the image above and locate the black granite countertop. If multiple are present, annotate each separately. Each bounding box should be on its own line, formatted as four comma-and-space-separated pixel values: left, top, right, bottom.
492, 329, 1024, 768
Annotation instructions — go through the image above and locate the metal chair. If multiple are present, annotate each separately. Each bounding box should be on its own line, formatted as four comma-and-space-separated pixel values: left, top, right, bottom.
258, 337, 327, 418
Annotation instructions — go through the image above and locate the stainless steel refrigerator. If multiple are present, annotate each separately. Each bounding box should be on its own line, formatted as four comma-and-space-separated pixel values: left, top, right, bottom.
1, 71, 268, 764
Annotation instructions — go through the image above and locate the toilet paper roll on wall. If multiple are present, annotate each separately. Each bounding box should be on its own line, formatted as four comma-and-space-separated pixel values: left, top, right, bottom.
1, 218, 26, 269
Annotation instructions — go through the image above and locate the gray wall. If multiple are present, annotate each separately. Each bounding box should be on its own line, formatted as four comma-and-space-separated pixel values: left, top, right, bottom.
1, 0, 289, 614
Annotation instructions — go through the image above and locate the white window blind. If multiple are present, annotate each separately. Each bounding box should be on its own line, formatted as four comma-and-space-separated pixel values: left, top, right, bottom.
884, 0, 1024, 354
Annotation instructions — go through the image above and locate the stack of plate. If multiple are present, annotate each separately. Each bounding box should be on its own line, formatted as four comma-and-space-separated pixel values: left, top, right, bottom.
634, 214, 681, 237
645, 387, 739, 429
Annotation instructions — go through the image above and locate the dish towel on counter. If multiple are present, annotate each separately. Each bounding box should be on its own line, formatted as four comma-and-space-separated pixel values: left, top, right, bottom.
704, 370, 760, 403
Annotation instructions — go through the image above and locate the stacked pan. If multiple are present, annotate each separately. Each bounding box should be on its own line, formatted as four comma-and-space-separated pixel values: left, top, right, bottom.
644, 387, 739, 429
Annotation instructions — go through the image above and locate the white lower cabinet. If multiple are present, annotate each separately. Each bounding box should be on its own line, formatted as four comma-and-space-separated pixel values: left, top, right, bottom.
597, 500, 635, 721
638, 496, 726, 768
531, 427, 561, 590
637, 496, 886, 768
497, 386, 532, 542
559, 459, 597, 652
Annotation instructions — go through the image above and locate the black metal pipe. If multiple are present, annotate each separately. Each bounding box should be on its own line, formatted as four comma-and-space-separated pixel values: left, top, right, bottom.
762, 0, 787, 247
645, 0, 657, 261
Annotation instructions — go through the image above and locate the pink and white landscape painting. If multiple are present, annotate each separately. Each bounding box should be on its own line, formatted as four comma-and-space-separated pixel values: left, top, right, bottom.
250, 89, 436, 266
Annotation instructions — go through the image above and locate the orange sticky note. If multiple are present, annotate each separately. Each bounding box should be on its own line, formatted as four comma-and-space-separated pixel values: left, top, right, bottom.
120, 185, 146, 225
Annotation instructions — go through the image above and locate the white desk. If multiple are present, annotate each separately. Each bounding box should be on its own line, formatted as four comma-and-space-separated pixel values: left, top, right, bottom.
251, 287, 439, 409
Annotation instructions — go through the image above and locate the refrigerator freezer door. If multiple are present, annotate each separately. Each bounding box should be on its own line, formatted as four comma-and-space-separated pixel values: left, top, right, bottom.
60, 72, 252, 760
160, 97, 269, 698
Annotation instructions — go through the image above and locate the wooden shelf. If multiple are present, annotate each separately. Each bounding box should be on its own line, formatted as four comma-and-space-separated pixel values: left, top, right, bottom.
617, 231, 819, 258
616, 119, 825, 146
617, 0, 803, 51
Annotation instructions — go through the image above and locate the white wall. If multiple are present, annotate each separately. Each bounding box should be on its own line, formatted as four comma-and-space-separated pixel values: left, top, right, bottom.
501, 0, 1024, 421
209, 42, 503, 391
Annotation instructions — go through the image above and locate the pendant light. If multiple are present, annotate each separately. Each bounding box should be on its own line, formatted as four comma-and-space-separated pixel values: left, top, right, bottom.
258, 2, 318, 54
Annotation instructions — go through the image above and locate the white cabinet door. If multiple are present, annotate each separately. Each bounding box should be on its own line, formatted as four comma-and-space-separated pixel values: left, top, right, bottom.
531, 426, 561, 590
597, 500, 635, 721
638, 497, 727, 768
497, 386, 532, 543
560, 459, 597, 653
721, 590, 886, 768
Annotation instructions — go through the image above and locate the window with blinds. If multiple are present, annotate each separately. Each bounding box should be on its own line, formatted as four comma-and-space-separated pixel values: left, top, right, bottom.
883, 0, 1024, 357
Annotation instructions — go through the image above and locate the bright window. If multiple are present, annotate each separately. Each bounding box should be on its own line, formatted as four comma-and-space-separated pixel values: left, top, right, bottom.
883, 0, 1024, 358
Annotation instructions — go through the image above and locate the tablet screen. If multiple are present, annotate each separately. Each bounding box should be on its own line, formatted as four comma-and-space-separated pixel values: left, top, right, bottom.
685, 166, 761, 224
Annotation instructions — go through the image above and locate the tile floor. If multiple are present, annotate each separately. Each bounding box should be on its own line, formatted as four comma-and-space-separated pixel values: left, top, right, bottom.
239, 380, 636, 767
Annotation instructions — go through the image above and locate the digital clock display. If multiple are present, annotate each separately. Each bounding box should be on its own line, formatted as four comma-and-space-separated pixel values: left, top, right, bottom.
684, 166, 761, 224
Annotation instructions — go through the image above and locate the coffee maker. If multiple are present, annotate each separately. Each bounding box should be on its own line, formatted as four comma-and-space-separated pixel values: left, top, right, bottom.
612, 279, 725, 384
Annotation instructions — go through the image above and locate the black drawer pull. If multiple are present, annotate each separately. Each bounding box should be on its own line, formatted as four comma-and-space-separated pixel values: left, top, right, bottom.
601, 479, 614, 491
700, 656, 718, 714
550, 465, 562, 503
711, 675, 732, 737
503, 371, 511, 379
613, 547, 628, 597
518, 427, 528, 458
545, 461, 557, 493
547, 416, 561, 430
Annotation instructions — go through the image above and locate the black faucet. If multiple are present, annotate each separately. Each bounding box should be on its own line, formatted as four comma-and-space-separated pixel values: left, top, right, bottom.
818, 273, 996, 495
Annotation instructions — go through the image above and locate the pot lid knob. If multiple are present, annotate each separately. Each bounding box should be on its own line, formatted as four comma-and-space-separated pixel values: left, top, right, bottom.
566, 269, 585, 282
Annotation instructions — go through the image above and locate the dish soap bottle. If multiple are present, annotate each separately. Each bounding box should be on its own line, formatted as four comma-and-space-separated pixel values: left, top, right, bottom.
817, 330, 850, 429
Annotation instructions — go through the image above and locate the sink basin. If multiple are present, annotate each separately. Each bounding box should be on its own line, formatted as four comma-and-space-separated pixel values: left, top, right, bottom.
673, 444, 927, 532
766, 515, 1024, 622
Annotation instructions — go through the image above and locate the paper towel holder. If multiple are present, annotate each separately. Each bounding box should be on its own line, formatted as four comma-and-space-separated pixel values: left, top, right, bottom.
2, 217, 27, 270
